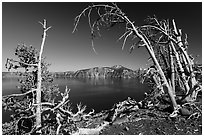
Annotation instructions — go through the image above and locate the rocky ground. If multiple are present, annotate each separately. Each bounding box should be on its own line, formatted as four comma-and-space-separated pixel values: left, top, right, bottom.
2, 94, 202, 135
72, 96, 202, 135
101, 109, 202, 135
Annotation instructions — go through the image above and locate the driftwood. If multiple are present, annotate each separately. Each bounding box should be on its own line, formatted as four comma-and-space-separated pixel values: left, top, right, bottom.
71, 97, 139, 135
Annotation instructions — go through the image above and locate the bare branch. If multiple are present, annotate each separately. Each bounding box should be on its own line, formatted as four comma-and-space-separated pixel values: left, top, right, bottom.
56, 113, 62, 135
45, 26, 52, 32
6, 58, 38, 67
122, 31, 132, 50
152, 16, 161, 27
117, 30, 131, 42
51, 86, 70, 111
72, 4, 117, 33
172, 19, 179, 35
140, 25, 177, 44
97, 7, 101, 17
73, 4, 126, 54
129, 40, 145, 54
81, 109, 95, 120
38, 21, 44, 27
88, 8, 92, 30
39, 19, 51, 32
58, 107, 73, 116
3, 88, 37, 98
129, 45, 135, 54
184, 33, 189, 49
76, 103, 87, 114
138, 43, 146, 48
35, 102, 55, 107
42, 19, 46, 29
91, 39, 98, 55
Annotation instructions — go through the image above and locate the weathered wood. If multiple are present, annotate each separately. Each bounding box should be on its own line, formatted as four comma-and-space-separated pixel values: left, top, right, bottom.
169, 44, 175, 94
122, 15, 178, 111
172, 19, 197, 94
36, 19, 51, 130
170, 41, 190, 93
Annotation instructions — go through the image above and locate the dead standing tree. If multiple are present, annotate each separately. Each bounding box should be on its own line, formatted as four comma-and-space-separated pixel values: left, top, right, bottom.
3, 19, 96, 135
36, 19, 51, 130
73, 3, 201, 116
140, 17, 201, 101
4, 19, 51, 133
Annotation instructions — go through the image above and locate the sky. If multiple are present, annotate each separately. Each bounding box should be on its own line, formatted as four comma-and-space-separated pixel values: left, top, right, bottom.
2, 2, 202, 72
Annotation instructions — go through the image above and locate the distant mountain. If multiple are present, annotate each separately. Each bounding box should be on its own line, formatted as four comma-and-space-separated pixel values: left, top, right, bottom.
3, 64, 201, 79
51, 71, 75, 78
2, 65, 146, 79
73, 65, 142, 78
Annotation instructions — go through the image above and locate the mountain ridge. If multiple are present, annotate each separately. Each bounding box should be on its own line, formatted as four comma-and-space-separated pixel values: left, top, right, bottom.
64, 65, 143, 78
2, 65, 145, 78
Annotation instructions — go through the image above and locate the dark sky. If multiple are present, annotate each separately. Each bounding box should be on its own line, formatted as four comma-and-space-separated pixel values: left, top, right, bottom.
2, 2, 202, 72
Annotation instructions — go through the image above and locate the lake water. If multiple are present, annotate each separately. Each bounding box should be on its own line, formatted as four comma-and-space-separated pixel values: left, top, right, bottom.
2, 77, 149, 123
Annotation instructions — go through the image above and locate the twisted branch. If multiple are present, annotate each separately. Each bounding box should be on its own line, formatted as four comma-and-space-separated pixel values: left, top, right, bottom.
51, 86, 70, 111
6, 58, 38, 68
3, 88, 37, 99
72, 4, 116, 33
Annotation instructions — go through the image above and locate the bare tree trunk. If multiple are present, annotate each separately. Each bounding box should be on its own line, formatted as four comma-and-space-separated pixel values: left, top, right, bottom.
145, 43, 178, 110
123, 16, 178, 110
152, 75, 164, 94
170, 41, 190, 93
73, 4, 180, 112
172, 20, 197, 93
36, 19, 51, 130
181, 54, 190, 74
169, 44, 175, 95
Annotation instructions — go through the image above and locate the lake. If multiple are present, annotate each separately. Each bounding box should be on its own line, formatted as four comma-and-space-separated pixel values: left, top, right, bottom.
2, 77, 149, 123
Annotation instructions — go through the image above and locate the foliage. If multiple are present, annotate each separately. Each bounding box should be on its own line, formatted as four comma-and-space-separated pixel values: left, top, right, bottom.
3, 44, 59, 134
2, 22, 95, 135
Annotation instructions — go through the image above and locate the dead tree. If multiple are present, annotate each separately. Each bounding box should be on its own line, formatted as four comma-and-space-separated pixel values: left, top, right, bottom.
3, 19, 51, 133
72, 3, 179, 115
35, 19, 52, 130
73, 3, 201, 116
3, 20, 95, 135
141, 17, 201, 102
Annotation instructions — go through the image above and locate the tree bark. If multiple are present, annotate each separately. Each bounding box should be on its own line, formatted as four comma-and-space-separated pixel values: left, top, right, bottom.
73, 4, 180, 111
123, 16, 178, 110
172, 19, 197, 93
152, 75, 164, 94
169, 44, 175, 95
36, 19, 50, 130
170, 41, 190, 93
